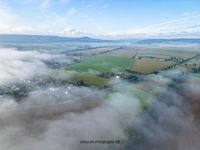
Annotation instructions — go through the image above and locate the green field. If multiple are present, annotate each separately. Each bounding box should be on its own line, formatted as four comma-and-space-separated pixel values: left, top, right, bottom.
194, 73, 200, 80
49, 70, 109, 87
130, 59, 176, 74
69, 73, 109, 87
190, 73, 200, 81
65, 56, 132, 74
107, 84, 154, 120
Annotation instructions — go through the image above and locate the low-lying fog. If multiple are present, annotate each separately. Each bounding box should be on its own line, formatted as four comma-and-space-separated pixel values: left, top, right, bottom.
0, 48, 200, 150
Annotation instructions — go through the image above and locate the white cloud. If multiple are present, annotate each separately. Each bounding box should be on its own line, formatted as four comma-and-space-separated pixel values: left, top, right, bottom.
39, 0, 51, 10
66, 7, 76, 19
0, 1, 78, 36
60, 27, 92, 37
0, 0, 200, 38
183, 12, 191, 16
0, 1, 17, 26
97, 0, 111, 15
0, 1, 37, 34
0, 48, 53, 84
103, 2, 110, 9
106, 14, 200, 38
139, 14, 200, 31
39, 0, 72, 10
141, 15, 200, 38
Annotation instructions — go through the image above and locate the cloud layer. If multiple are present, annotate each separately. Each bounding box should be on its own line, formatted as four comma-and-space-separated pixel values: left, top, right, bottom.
0, 48, 200, 150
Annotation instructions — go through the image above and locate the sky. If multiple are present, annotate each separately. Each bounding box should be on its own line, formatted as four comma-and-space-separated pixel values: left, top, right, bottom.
0, 0, 200, 39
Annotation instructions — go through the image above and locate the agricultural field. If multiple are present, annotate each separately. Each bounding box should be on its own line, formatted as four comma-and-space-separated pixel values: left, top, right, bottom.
137, 47, 198, 59
194, 73, 200, 80
181, 55, 200, 72
68, 73, 109, 87
189, 72, 200, 82
105, 47, 140, 58
130, 59, 176, 74
64, 46, 199, 85
137, 52, 195, 59
69, 46, 118, 56
65, 56, 132, 74
145, 46, 200, 52
64, 55, 132, 87
191, 73, 200, 81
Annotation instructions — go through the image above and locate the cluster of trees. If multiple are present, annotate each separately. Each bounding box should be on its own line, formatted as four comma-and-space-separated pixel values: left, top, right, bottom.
192, 67, 200, 73
76, 80, 86, 86
170, 56, 177, 60
97, 72, 118, 78
184, 63, 200, 73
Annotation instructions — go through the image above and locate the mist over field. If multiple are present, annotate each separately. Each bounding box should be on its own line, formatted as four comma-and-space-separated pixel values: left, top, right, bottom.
0, 47, 199, 150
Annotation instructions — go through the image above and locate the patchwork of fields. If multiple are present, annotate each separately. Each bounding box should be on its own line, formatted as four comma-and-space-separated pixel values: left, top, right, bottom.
64, 46, 200, 87
105, 46, 197, 59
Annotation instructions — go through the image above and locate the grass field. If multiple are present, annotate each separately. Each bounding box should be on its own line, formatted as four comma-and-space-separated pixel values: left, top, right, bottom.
181, 56, 200, 71
49, 69, 109, 87
124, 86, 153, 107
194, 73, 200, 79
190, 73, 200, 81
65, 56, 132, 74
145, 46, 200, 52
130, 59, 176, 74
68, 73, 109, 87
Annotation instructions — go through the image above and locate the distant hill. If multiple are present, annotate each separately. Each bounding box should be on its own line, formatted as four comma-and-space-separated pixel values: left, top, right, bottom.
0, 34, 114, 43
1, 34, 200, 45
136, 38, 200, 44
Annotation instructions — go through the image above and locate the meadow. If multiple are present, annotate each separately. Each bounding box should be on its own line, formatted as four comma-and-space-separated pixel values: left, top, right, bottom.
65, 56, 132, 74
130, 59, 176, 74
68, 73, 109, 87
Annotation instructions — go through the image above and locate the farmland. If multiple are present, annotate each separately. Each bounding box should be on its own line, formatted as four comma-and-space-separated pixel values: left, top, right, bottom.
69, 73, 109, 87
64, 45, 200, 87
130, 59, 176, 74
65, 56, 132, 74
105, 47, 139, 58
194, 73, 200, 80
181, 55, 200, 72
191, 73, 200, 81
105, 46, 197, 59
68, 46, 121, 56
64, 55, 132, 87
